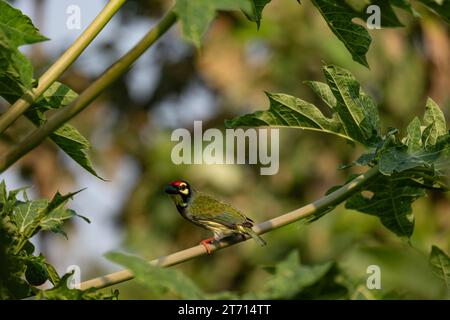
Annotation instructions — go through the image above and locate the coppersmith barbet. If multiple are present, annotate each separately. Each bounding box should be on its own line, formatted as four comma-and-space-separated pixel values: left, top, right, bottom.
165, 180, 266, 253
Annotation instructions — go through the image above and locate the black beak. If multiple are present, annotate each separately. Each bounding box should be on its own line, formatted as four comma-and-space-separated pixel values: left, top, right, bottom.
164, 185, 178, 194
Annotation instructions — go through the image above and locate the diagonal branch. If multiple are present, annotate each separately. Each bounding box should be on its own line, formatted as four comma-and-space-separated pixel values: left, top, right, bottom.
0, 0, 126, 134
80, 165, 380, 291
0, 8, 178, 173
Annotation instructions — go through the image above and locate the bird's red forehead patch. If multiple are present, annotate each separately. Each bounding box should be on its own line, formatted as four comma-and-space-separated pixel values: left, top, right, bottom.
170, 180, 184, 186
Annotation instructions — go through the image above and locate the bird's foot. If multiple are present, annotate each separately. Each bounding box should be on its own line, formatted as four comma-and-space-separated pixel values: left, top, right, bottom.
199, 237, 216, 254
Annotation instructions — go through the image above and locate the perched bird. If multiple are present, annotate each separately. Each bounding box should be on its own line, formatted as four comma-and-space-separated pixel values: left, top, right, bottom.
164, 180, 266, 254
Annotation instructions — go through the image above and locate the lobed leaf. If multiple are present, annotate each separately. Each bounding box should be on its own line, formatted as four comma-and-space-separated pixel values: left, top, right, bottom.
12, 189, 87, 241
227, 64, 381, 146
174, 0, 250, 47
346, 174, 424, 238
311, 0, 371, 67
323, 65, 380, 144
244, 251, 347, 299
0, 0, 48, 47
430, 246, 450, 289
2, 81, 102, 179
0, 0, 47, 90
106, 251, 205, 299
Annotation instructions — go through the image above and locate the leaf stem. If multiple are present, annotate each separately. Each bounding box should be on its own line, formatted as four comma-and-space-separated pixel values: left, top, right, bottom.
0, 0, 126, 135
0, 8, 178, 173
79, 165, 380, 291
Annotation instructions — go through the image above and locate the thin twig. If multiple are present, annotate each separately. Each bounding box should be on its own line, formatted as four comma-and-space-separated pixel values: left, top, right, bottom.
0, 9, 178, 173
0, 0, 126, 134
80, 165, 380, 291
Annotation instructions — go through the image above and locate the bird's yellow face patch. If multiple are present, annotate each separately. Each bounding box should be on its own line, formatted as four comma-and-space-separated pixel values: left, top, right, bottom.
178, 182, 189, 195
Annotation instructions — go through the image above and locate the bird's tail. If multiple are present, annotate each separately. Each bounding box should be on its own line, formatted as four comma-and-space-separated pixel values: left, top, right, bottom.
243, 227, 266, 246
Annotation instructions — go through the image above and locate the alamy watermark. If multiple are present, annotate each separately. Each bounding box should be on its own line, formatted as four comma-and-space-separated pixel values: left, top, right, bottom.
366, 264, 381, 290
171, 121, 279, 175
66, 264, 81, 289
66, 5, 81, 30
366, 5, 381, 30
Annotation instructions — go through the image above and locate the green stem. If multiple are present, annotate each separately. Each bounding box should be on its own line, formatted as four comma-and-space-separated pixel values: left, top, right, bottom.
79, 165, 381, 291
0, 9, 178, 173
0, 0, 126, 135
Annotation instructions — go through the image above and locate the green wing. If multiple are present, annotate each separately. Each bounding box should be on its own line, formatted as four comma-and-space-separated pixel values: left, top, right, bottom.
189, 193, 249, 228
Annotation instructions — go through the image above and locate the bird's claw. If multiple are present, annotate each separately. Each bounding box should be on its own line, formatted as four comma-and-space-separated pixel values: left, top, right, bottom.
200, 237, 216, 254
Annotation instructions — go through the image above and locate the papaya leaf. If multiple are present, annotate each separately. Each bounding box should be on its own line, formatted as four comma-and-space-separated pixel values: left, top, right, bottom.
0, 0, 48, 47
430, 246, 450, 289
106, 251, 205, 299
227, 64, 381, 146
12, 189, 86, 242
311, 0, 371, 67
2, 81, 102, 179
243, 251, 345, 299
174, 0, 250, 47
346, 174, 424, 238
0, 0, 47, 90
323, 65, 380, 145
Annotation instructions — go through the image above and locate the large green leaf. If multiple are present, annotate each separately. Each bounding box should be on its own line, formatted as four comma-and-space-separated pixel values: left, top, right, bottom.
311, 0, 371, 67
378, 102, 449, 175
12, 189, 87, 241
0, 0, 47, 90
2, 81, 103, 179
13, 200, 47, 236
309, 0, 435, 67
430, 246, 450, 289
379, 146, 428, 175
323, 65, 380, 144
50, 125, 102, 179
379, 135, 450, 175
226, 92, 349, 140
227, 64, 381, 146
244, 251, 345, 299
0, 0, 47, 47
0, 32, 34, 90
106, 252, 205, 299
174, 0, 250, 47
346, 174, 424, 238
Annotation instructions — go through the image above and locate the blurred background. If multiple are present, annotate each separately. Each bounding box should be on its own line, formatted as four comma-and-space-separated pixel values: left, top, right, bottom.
0, 0, 449, 299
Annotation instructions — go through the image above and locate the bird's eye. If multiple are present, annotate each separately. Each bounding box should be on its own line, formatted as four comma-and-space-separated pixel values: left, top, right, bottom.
180, 185, 186, 190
